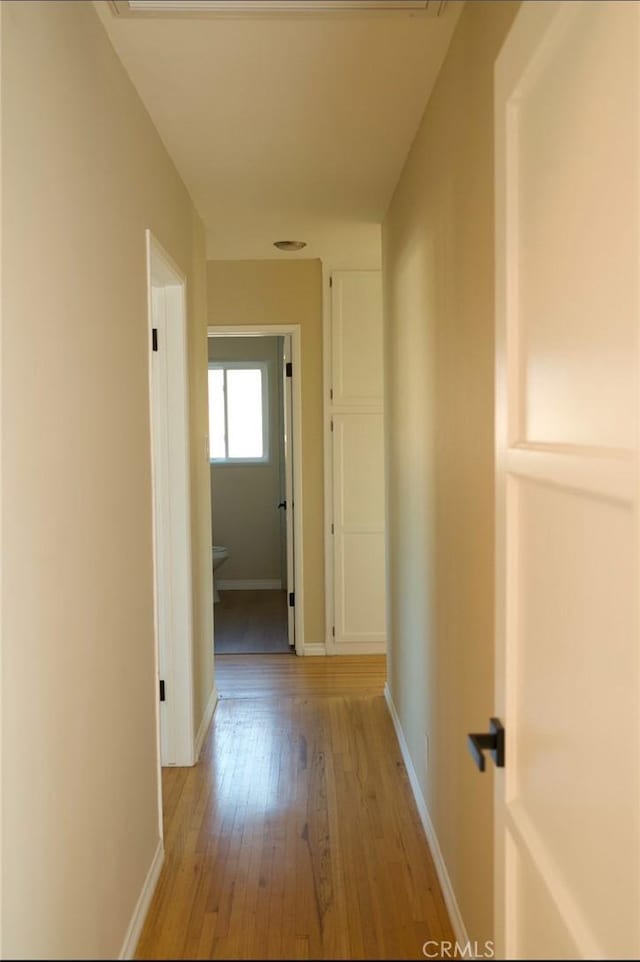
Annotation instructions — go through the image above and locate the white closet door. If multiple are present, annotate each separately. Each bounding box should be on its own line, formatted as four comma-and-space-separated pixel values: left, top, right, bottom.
331, 271, 383, 407
332, 412, 386, 648
329, 270, 386, 653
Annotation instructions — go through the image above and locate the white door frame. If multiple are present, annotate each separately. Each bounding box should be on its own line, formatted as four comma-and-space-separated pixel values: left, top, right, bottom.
322, 266, 335, 653
0, 4, 4, 945
147, 230, 195, 781
282, 334, 296, 648
207, 324, 305, 656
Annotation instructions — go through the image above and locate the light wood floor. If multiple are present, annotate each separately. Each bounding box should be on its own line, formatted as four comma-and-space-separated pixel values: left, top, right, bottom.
214, 653, 389, 699
214, 590, 291, 655
136, 655, 453, 960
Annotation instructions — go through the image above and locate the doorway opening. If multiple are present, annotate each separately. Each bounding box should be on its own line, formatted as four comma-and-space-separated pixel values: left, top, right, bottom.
147, 231, 195, 774
207, 326, 303, 657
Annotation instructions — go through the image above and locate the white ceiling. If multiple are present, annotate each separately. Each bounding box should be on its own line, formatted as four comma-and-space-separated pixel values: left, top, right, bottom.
95, 0, 462, 264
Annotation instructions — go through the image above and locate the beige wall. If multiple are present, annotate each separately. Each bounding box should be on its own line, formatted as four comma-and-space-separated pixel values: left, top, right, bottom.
383, 0, 519, 944
208, 335, 284, 582
2, 1, 213, 957
207, 260, 324, 644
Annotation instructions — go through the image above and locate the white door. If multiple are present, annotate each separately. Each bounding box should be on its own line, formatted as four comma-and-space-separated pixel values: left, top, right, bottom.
331, 270, 383, 408
329, 271, 386, 652
148, 233, 194, 768
282, 335, 295, 648
493, 3, 640, 958
332, 411, 386, 649
150, 282, 172, 764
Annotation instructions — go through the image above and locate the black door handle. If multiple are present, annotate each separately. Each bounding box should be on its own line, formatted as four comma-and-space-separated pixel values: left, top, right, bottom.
467, 718, 505, 772
277, 501, 287, 510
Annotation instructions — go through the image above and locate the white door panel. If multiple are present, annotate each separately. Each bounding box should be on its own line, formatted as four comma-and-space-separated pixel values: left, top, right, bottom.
515, 3, 637, 449
331, 271, 383, 407
494, 3, 640, 958
337, 419, 385, 528
332, 412, 386, 648
339, 533, 386, 638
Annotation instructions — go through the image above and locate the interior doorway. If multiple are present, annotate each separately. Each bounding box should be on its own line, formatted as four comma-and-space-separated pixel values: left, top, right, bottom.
147, 231, 195, 771
207, 326, 303, 656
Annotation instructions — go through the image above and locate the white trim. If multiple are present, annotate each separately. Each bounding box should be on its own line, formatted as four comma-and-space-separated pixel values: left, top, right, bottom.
302, 642, 327, 656
118, 839, 164, 960
147, 231, 196, 771
145, 237, 164, 838
208, 325, 305, 656
384, 683, 469, 947
322, 264, 335, 651
282, 335, 296, 648
210, 324, 299, 336
216, 579, 282, 590
194, 686, 218, 761
0, 5, 4, 947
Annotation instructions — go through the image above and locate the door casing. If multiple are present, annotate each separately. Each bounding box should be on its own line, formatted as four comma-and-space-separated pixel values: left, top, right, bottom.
147, 230, 195, 782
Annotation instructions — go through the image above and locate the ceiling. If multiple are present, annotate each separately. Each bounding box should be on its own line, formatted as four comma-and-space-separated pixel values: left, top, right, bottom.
95, 0, 462, 264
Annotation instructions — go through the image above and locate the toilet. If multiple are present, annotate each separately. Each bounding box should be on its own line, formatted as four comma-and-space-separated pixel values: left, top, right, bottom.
212, 545, 229, 603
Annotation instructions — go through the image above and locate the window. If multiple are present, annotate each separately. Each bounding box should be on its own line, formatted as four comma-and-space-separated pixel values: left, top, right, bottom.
208, 362, 269, 462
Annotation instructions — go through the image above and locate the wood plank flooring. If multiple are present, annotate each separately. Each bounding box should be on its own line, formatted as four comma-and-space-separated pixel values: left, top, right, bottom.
136, 655, 453, 960
214, 590, 290, 655
214, 653, 388, 699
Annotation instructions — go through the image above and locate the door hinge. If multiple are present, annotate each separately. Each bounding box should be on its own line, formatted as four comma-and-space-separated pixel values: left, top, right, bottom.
330, 419, 334, 432
329, 276, 333, 288
329, 388, 333, 401
286, 361, 293, 378
152, 328, 158, 352
289, 592, 295, 608
331, 523, 334, 534
159, 679, 166, 702
332, 626, 335, 638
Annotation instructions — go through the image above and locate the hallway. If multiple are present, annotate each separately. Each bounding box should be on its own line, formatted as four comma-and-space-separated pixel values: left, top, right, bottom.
136, 656, 452, 960
213, 591, 290, 655
7, 2, 640, 957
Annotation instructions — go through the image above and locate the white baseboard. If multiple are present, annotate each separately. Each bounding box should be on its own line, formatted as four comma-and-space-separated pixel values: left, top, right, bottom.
384, 683, 469, 946
119, 838, 164, 960
302, 642, 326, 656
194, 686, 218, 761
326, 639, 387, 655
217, 579, 282, 590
